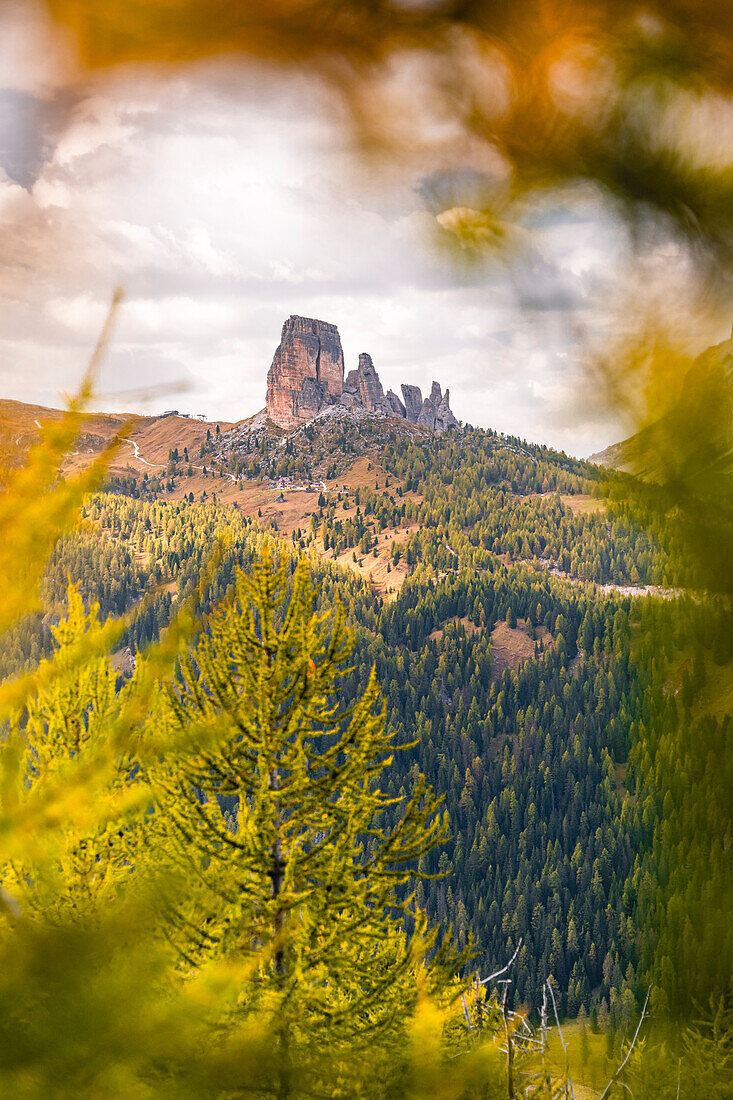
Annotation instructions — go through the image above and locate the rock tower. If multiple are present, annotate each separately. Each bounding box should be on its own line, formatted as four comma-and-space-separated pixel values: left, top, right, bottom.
265, 315, 459, 433
266, 315, 344, 430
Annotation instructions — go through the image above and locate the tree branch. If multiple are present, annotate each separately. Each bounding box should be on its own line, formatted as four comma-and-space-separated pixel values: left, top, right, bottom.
480, 937, 523, 985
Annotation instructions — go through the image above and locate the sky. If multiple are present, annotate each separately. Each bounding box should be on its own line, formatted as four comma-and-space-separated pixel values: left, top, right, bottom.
0, 2, 693, 458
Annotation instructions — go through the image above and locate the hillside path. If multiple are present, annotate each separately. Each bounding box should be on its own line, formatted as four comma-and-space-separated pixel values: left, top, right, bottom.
124, 437, 236, 482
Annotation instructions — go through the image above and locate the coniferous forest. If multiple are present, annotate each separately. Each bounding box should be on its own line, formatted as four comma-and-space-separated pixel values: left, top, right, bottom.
0, 393, 730, 1096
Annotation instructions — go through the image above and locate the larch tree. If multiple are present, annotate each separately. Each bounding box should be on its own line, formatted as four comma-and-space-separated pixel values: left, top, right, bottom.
3, 587, 146, 924
146, 551, 461, 1078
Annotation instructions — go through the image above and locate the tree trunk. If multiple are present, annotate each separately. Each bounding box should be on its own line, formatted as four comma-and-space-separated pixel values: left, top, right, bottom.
269, 766, 290, 1100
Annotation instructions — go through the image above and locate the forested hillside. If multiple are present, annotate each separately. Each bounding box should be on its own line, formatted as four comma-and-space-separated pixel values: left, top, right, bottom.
4, 415, 729, 1042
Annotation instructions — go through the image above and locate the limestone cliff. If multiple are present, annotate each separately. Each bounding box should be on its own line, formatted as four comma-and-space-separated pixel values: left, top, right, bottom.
266, 315, 344, 430
265, 316, 459, 433
401, 385, 423, 424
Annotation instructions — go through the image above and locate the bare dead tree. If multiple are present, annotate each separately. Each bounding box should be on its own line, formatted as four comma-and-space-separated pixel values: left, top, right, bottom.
546, 978, 575, 1100
457, 941, 527, 1094
461, 992, 473, 1034
461, 938, 524, 1039
599, 987, 651, 1100
539, 984, 550, 1093
460, 940, 582, 1100
466, 946, 648, 1100
474, 970, 484, 1033
480, 938, 523, 986
501, 980, 515, 1100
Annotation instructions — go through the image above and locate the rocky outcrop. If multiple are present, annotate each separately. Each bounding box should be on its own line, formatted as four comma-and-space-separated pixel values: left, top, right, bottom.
401, 385, 423, 424
436, 389, 459, 432
266, 315, 344, 430
341, 369, 361, 408
342, 353, 390, 414
356, 353, 389, 413
385, 389, 406, 418
417, 381, 459, 432
266, 316, 459, 433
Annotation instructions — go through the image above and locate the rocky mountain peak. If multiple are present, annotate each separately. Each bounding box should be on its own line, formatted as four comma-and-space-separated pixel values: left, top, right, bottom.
385, 389, 406, 418
266, 315, 344, 430
265, 316, 459, 433
354, 353, 387, 413
418, 380, 458, 432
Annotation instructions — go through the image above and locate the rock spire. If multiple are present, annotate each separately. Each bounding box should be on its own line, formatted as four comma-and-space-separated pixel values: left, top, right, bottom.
266, 315, 344, 430
265, 315, 459, 433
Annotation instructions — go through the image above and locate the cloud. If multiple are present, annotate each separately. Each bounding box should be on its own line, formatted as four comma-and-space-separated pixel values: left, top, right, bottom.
0, 15, 630, 456
0, 88, 75, 187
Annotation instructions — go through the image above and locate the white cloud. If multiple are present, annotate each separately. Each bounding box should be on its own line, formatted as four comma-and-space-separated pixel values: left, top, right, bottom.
0, 15, 634, 456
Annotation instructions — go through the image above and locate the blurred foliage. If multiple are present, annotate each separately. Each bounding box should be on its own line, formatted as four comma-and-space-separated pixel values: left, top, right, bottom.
596, 323, 732, 599
0, 290, 123, 637
43, 0, 732, 284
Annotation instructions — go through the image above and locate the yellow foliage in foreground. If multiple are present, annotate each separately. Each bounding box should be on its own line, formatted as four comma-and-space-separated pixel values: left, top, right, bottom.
0, 375, 512, 1097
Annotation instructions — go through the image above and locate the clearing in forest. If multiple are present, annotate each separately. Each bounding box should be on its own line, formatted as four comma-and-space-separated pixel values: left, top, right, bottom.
429, 616, 483, 642
490, 618, 552, 674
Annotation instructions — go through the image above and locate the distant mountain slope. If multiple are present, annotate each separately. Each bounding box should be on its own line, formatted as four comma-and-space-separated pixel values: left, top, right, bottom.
0, 398, 236, 478
587, 438, 629, 470
589, 328, 733, 472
